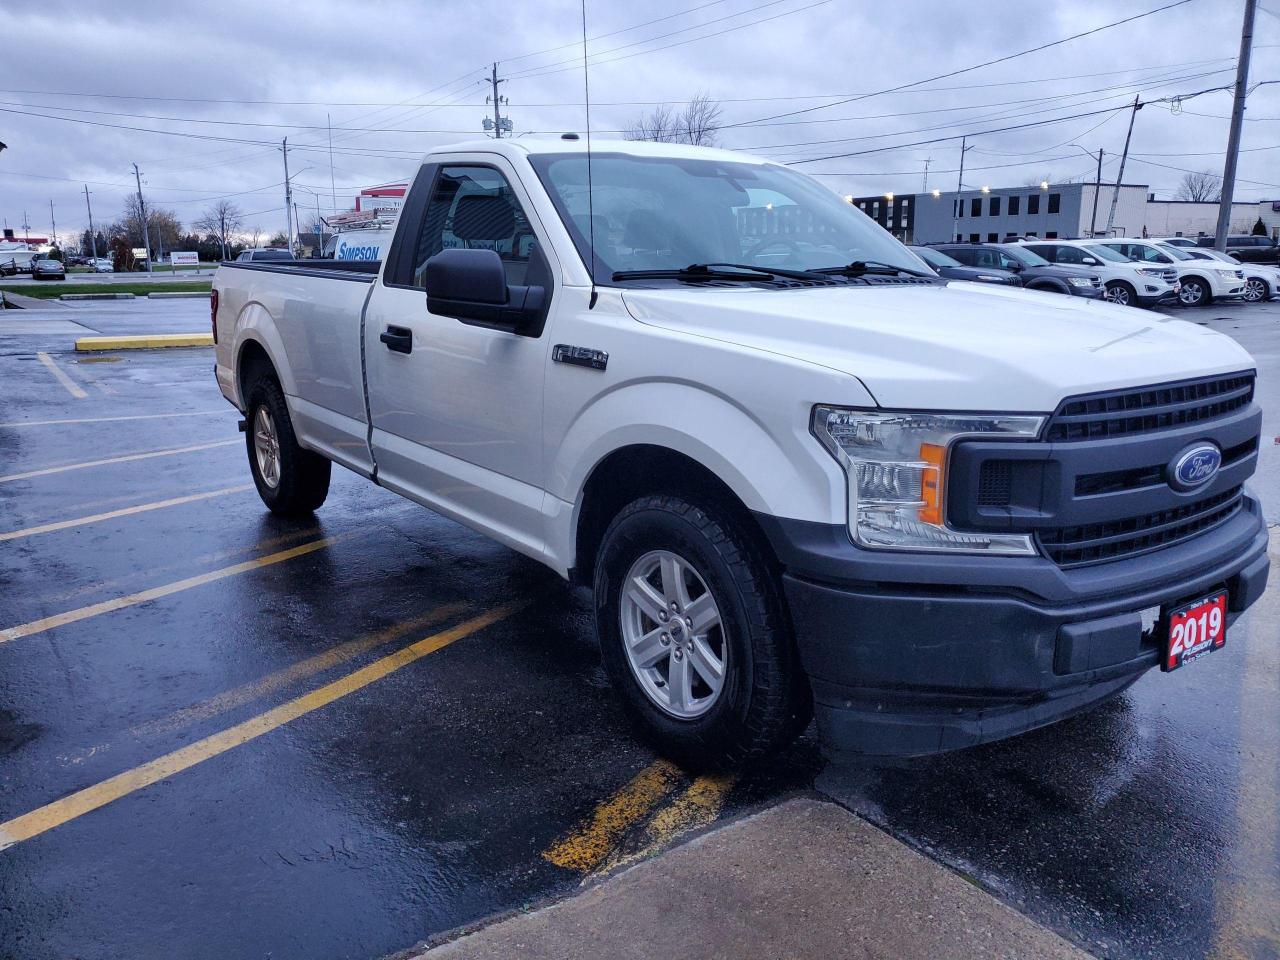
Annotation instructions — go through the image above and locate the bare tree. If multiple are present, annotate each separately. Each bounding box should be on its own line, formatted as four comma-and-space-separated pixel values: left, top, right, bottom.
1175, 170, 1222, 203
626, 92, 723, 147
193, 200, 245, 260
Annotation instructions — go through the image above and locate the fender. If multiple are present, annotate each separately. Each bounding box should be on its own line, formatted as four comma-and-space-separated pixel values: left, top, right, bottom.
546, 379, 851, 570
232, 301, 298, 405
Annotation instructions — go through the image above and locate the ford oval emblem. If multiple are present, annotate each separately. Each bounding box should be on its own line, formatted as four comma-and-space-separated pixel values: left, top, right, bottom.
1169, 443, 1222, 492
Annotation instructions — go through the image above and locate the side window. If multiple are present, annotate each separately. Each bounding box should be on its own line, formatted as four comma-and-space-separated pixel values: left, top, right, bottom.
1028, 245, 1055, 262
989, 197, 1001, 217
1054, 245, 1085, 264
970, 198, 981, 218
950, 248, 976, 265
1027, 194, 1040, 216
1047, 193, 1061, 214
1008, 195, 1020, 216
410, 165, 546, 289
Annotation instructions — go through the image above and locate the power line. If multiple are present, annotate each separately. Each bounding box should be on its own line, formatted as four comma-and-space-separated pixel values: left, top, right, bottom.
724, 0, 1201, 129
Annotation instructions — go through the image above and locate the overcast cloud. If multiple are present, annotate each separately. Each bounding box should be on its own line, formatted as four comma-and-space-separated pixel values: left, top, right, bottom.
1, 0, 1277, 242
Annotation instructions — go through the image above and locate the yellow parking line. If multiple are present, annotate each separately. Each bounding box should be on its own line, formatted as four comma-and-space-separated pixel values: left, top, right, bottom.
0, 439, 238, 483
0, 605, 521, 851
0, 534, 347, 645
0, 485, 253, 542
35, 351, 88, 399
132, 602, 469, 737
542, 760, 685, 873
0, 411, 227, 428
597, 773, 738, 875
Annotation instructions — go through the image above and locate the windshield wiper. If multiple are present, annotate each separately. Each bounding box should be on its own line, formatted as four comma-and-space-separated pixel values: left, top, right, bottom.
813, 260, 935, 279
612, 262, 833, 283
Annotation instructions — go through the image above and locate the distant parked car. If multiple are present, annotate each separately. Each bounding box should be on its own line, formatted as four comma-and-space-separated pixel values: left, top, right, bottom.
1157, 243, 1280, 303
235, 248, 294, 263
1096, 238, 1245, 307
31, 257, 67, 281
930, 242, 1104, 298
1151, 236, 1203, 249
908, 245, 1020, 285
1195, 235, 1280, 265
89, 257, 114, 273
1021, 240, 1179, 308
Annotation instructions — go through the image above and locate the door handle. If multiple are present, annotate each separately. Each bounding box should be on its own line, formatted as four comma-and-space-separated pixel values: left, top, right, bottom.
380, 326, 412, 354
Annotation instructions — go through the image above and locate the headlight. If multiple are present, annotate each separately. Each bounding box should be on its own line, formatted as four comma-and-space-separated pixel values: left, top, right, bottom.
1067, 277, 1095, 287
811, 408, 1045, 555
1137, 267, 1166, 278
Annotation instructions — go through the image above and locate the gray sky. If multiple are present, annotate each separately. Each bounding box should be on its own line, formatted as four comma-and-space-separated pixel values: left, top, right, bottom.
2, 0, 1277, 243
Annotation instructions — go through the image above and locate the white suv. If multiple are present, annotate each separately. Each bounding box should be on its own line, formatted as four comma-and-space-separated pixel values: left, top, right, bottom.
1156, 242, 1280, 303
1096, 238, 1245, 307
1021, 240, 1178, 308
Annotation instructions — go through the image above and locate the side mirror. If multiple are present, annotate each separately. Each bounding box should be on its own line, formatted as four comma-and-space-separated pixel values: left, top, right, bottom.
1083, 257, 1099, 265
425, 248, 546, 336
1007, 261, 1024, 271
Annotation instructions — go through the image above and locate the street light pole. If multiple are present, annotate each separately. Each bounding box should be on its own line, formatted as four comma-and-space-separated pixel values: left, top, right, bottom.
1090, 148, 1104, 238
1215, 0, 1257, 250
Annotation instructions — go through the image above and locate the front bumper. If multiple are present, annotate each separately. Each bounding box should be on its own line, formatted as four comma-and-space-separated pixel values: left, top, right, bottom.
755, 495, 1270, 757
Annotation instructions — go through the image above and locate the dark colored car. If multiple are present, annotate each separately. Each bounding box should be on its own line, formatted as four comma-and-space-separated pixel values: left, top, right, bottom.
1196, 235, 1280, 265
909, 245, 1020, 285
931, 243, 1105, 298
30, 257, 67, 280
234, 248, 294, 263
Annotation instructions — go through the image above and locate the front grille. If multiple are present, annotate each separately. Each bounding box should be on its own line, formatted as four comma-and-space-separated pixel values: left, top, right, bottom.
1073, 435, 1258, 497
977, 461, 1012, 506
1036, 487, 1243, 567
1045, 372, 1254, 442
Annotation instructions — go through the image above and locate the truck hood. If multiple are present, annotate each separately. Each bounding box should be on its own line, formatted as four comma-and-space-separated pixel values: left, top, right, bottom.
621, 281, 1255, 411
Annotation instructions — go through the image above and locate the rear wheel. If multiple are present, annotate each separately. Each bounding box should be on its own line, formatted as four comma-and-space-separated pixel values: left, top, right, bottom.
1243, 277, 1269, 303
1178, 276, 1212, 307
1103, 281, 1136, 306
594, 494, 811, 770
243, 372, 330, 515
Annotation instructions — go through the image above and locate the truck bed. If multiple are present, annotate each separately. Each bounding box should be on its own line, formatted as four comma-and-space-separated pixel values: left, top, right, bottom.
219, 258, 381, 279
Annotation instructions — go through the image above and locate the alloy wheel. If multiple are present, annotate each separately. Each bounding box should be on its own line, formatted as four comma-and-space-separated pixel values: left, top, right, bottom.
253, 406, 282, 489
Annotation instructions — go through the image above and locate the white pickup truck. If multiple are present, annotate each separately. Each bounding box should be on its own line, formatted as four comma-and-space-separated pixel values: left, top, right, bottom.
213, 137, 1269, 767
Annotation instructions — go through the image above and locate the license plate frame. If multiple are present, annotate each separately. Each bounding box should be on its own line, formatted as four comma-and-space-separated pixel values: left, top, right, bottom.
1160, 590, 1228, 672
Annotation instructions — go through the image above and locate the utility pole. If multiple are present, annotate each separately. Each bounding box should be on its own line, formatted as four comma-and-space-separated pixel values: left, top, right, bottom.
133, 163, 153, 272
485, 63, 510, 138
21, 210, 30, 244
1215, 0, 1257, 250
1090, 148, 1104, 237
327, 112, 337, 216
49, 200, 56, 250
281, 138, 294, 254
84, 185, 98, 262
1105, 96, 1142, 237
922, 157, 931, 193
951, 137, 972, 242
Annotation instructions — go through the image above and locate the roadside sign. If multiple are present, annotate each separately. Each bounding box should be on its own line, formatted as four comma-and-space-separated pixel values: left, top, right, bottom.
170, 251, 200, 274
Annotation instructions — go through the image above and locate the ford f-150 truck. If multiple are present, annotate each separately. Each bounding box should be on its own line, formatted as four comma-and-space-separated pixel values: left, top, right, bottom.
213, 137, 1269, 768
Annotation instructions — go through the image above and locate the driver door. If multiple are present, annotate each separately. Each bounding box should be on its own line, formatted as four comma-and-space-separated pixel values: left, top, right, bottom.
363, 159, 557, 560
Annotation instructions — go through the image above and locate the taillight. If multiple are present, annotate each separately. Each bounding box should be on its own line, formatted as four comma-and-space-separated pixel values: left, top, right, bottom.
210, 289, 219, 344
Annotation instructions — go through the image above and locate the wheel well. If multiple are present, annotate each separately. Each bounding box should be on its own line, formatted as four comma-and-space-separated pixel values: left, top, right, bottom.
572, 444, 773, 587
1182, 274, 1208, 287
237, 339, 276, 401
1027, 279, 1064, 292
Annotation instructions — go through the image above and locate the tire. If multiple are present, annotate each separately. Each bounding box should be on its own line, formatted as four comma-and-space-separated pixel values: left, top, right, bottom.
1243, 277, 1270, 303
1103, 281, 1136, 307
1178, 276, 1212, 307
594, 494, 811, 770
243, 372, 331, 515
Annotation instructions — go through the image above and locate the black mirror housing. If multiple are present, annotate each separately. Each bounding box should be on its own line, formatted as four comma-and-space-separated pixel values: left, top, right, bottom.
425, 248, 546, 336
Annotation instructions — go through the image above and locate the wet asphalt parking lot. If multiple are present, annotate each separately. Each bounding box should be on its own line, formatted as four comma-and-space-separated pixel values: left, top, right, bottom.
0, 295, 1276, 960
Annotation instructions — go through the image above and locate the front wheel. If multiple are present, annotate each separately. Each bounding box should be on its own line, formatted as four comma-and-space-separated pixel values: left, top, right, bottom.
594, 494, 811, 770
243, 373, 331, 515
1243, 277, 1270, 303
1178, 276, 1212, 307
1103, 281, 1136, 307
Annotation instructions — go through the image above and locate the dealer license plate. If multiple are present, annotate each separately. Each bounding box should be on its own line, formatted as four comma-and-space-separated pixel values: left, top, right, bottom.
1162, 591, 1228, 672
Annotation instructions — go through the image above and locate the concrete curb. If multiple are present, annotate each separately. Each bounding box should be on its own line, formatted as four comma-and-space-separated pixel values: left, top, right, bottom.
0, 291, 68, 309
147, 292, 210, 299
60, 293, 136, 301
75, 333, 214, 351
413, 798, 1093, 960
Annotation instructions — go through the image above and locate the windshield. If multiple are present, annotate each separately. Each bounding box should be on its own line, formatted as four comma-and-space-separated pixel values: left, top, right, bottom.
1080, 244, 1129, 263
1000, 246, 1050, 267
1161, 244, 1195, 261
529, 152, 924, 281
911, 247, 959, 268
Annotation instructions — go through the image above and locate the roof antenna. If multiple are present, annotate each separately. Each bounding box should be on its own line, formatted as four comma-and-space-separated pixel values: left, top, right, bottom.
580, 0, 598, 309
